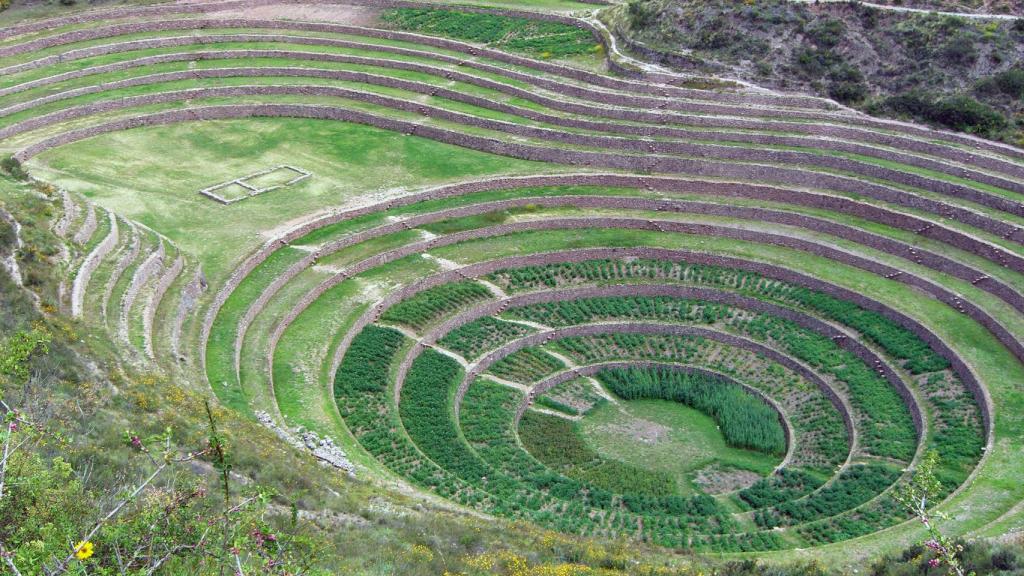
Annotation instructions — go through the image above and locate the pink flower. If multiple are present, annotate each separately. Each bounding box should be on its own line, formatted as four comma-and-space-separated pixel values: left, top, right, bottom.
927, 558, 941, 568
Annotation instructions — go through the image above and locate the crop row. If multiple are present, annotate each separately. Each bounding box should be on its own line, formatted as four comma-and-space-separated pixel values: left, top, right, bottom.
551, 334, 848, 472
333, 325, 489, 501
508, 294, 918, 459
438, 316, 535, 359
379, 9, 600, 58
397, 351, 749, 544
487, 346, 566, 384
380, 280, 493, 331
493, 260, 948, 374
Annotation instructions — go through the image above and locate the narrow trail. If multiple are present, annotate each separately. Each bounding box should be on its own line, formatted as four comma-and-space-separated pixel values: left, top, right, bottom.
788, 0, 1020, 19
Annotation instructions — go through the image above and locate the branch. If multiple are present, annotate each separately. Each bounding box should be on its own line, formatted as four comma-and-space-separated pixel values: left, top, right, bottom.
0, 539, 23, 576
50, 461, 169, 574
144, 527, 211, 576
0, 424, 12, 502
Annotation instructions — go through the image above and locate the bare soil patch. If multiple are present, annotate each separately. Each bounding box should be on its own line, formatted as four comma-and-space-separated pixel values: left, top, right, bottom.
200, 2, 382, 26
693, 464, 761, 494
597, 414, 670, 445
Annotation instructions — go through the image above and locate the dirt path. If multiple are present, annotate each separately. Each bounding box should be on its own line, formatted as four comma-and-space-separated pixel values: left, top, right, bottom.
788, 0, 1019, 19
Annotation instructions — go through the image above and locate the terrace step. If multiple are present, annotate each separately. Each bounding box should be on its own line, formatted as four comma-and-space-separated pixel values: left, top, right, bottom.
70, 208, 118, 318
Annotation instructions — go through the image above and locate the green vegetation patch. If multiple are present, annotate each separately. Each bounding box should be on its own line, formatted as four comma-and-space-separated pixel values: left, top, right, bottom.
519, 408, 680, 497
487, 345, 565, 383
380, 280, 493, 331
595, 366, 787, 456
438, 316, 535, 359
379, 8, 602, 58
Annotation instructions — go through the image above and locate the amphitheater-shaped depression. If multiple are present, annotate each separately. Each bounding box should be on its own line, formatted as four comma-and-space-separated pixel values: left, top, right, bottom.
3, 0, 1022, 563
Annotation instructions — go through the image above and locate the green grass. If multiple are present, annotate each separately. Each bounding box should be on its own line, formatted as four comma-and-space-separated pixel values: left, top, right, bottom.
27, 117, 556, 283
580, 399, 782, 496
11, 72, 1024, 227
595, 365, 788, 456
379, 8, 602, 59
195, 201, 1019, 545
10, 32, 1021, 565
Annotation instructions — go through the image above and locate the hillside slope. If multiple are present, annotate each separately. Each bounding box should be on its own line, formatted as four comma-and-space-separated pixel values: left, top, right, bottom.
605, 0, 1024, 143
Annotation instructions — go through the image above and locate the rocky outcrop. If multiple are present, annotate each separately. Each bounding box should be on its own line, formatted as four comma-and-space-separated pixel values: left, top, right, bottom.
255, 411, 356, 476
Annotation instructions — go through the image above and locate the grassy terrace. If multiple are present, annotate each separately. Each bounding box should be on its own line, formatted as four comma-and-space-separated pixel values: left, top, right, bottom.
3, 1, 1023, 571
251, 218, 1003, 537
12, 93, 1024, 261
24, 116, 1024, 280
5, 64, 1022, 194
28, 118, 557, 280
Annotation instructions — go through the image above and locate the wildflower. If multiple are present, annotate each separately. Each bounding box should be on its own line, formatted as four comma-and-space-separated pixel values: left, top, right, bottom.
927, 558, 941, 568
74, 541, 94, 561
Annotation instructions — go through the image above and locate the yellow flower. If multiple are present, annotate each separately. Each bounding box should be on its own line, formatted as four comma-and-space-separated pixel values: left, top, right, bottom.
410, 544, 434, 562
74, 541, 94, 561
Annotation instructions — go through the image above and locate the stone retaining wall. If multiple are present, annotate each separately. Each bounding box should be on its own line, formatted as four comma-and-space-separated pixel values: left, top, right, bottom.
474, 322, 860, 455
3, 16, 1018, 160
72, 201, 96, 245
200, 172, 1024, 367
52, 188, 77, 238
324, 247, 992, 440
70, 210, 118, 318
7, 64, 1022, 196
423, 286, 862, 456
197, 202, 997, 445
6, 35, 1022, 181
173, 268, 207, 360
144, 254, 184, 359
13, 102, 1024, 246
102, 221, 140, 321
120, 240, 165, 343
429, 284, 920, 445
0, 4, 827, 110
235, 193, 1024, 388
184, 174, 1019, 437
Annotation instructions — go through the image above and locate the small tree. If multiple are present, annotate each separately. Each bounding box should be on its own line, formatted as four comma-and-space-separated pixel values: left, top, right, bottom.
892, 450, 972, 576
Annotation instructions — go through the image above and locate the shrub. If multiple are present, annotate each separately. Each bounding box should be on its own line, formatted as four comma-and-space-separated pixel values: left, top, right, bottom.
1, 156, 28, 181
938, 35, 978, 67
829, 80, 868, 104
978, 67, 1024, 99
627, 0, 658, 29
805, 18, 846, 48
871, 91, 1008, 136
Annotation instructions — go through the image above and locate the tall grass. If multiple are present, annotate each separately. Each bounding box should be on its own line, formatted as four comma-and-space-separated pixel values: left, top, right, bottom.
596, 366, 787, 456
